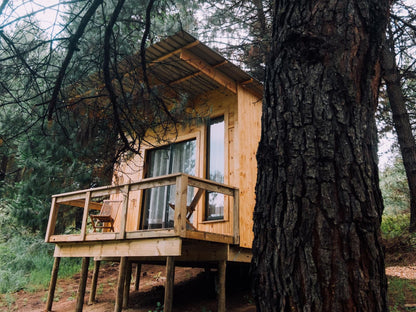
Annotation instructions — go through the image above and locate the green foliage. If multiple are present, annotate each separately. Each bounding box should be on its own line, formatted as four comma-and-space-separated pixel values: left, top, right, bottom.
380, 157, 410, 215
388, 277, 416, 311
381, 214, 412, 239
0, 234, 81, 294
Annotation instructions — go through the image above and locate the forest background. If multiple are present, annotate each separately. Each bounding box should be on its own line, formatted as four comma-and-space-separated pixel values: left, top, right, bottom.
0, 0, 416, 308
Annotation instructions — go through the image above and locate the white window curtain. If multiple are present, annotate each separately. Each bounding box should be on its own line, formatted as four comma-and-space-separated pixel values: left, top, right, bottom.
143, 140, 196, 229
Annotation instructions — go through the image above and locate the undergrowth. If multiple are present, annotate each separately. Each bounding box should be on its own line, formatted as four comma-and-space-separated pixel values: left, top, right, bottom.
0, 235, 81, 294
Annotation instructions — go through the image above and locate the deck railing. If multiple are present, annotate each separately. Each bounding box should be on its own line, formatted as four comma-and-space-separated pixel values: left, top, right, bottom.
45, 173, 239, 245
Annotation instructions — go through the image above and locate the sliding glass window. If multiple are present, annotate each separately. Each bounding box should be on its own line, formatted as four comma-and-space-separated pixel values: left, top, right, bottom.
142, 139, 196, 229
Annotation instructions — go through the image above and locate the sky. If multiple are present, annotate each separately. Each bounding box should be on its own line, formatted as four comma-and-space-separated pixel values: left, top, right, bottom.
8, 0, 407, 171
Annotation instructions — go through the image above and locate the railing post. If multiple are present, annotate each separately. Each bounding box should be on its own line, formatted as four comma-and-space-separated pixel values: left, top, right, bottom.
80, 191, 91, 241
45, 198, 59, 242
118, 185, 130, 239
174, 174, 188, 237
233, 189, 240, 245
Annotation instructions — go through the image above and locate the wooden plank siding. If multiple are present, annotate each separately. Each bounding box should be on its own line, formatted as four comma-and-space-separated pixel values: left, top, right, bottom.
237, 85, 262, 248
46, 85, 261, 250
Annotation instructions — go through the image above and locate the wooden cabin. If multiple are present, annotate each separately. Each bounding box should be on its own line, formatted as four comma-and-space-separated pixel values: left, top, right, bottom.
44, 31, 262, 312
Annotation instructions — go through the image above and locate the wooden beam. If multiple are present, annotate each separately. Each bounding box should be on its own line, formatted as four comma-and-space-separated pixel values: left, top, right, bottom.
54, 199, 101, 210
187, 178, 235, 196
185, 230, 234, 244
233, 189, 240, 245
45, 257, 60, 312
115, 257, 128, 312
53, 237, 182, 258
168, 60, 228, 86
117, 185, 130, 240
180, 49, 237, 93
148, 40, 200, 66
45, 198, 59, 243
80, 191, 91, 241
88, 260, 101, 305
76, 257, 90, 312
49, 232, 117, 242
134, 263, 142, 291
174, 175, 188, 237
227, 246, 252, 263
123, 260, 132, 308
218, 260, 226, 312
164, 256, 175, 312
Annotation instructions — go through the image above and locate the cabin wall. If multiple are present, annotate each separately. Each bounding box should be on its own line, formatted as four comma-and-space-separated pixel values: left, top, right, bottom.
112, 88, 238, 235
237, 86, 262, 248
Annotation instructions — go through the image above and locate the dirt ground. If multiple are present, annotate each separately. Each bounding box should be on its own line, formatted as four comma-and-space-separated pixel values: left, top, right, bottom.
4, 263, 255, 312
2, 251, 416, 312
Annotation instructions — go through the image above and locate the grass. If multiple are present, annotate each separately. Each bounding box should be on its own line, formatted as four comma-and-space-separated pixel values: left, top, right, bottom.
388, 277, 416, 311
0, 234, 82, 294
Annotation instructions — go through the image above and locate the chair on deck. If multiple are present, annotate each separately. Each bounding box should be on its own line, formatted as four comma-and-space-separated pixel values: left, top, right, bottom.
169, 188, 204, 231
90, 200, 122, 232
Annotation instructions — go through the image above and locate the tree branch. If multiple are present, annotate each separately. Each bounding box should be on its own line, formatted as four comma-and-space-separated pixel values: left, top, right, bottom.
102, 0, 138, 154
47, 0, 103, 120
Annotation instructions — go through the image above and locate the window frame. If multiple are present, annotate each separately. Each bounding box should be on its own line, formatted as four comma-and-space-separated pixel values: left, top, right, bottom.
205, 115, 226, 221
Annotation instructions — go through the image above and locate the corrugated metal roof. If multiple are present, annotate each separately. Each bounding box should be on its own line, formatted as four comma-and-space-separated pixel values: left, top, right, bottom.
145, 31, 263, 98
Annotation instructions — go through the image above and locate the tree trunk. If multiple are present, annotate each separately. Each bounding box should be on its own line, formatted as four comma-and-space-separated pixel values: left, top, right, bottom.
252, 1, 390, 311
382, 32, 416, 232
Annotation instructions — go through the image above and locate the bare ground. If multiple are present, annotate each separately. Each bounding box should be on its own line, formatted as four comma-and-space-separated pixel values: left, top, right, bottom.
2, 263, 255, 312
1, 250, 416, 312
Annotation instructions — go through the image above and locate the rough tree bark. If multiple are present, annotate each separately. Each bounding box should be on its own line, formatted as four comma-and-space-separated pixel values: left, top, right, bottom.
382, 31, 416, 232
252, 1, 390, 311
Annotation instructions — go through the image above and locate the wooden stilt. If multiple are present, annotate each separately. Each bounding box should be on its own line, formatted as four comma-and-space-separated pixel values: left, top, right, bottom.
164, 256, 175, 312
45, 257, 60, 312
75, 257, 90, 312
114, 257, 127, 312
123, 260, 132, 308
88, 260, 101, 305
134, 263, 141, 291
218, 260, 226, 312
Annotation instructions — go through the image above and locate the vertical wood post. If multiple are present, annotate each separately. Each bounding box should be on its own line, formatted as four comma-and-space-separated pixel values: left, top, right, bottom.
174, 174, 188, 237
118, 185, 130, 240
218, 260, 226, 312
88, 260, 101, 305
134, 263, 141, 291
233, 189, 240, 245
164, 256, 175, 312
45, 257, 60, 312
45, 198, 59, 242
115, 257, 127, 312
80, 191, 91, 241
76, 257, 90, 312
123, 260, 132, 308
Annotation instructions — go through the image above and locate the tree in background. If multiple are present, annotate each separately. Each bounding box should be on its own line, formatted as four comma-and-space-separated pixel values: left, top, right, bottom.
252, 0, 390, 310
0, 0, 198, 234
379, 2, 416, 232
380, 157, 409, 215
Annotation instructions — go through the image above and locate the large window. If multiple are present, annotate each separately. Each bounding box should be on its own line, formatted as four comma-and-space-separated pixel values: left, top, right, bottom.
142, 139, 196, 229
206, 116, 225, 220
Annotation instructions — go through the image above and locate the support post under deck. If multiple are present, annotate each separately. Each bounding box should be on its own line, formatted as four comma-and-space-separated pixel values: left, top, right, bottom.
115, 257, 127, 312
123, 260, 132, 308
76, 257, 90, 312
164, 256, 175, 312
88, 260, 101, 305
45, 257, 60, 312
218, 260, 226, 312
134, 263, 142, 291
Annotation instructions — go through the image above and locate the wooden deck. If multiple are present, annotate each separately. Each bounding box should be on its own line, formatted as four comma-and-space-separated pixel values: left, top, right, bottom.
45, 173, 241, 259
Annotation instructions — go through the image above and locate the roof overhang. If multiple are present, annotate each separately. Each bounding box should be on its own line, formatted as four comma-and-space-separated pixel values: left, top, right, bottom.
143, 31, 263, 99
